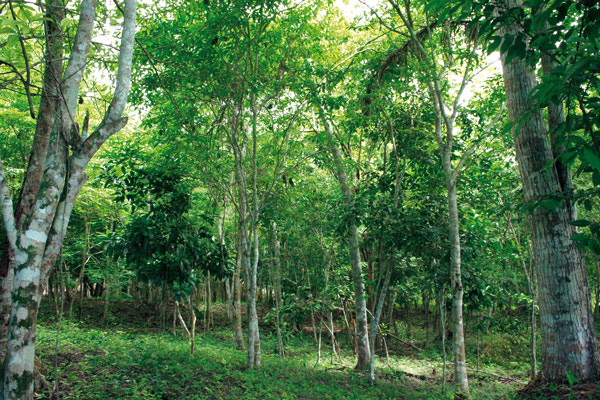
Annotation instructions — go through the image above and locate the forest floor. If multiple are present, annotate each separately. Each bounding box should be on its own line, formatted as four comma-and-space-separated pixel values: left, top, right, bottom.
33, 299, 587, 399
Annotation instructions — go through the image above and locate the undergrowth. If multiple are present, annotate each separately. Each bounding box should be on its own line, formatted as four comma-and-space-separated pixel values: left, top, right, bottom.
35, 300, 526, 399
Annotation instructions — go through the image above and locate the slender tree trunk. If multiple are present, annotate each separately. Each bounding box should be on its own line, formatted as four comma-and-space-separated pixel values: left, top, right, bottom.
246, 222, 261, 368
103, 283, 110, 323
205, 271, 211, 332
497, 0, 600, 382
369, 258, 392, 384
225, 278, 233, 319
234, 147, 257, 366
231, 140, 246, 352
595, 263, 600, 317
189, 296, 196, 354
271, 222, 285, 359
310, 304, 318, 345
387, 289, 396, 337
439, 295, 448, 395
328, 311, 338, 359
316, 314, 323, 365
446, 177, 469, 393
424, 292, 430, 344
203, 275, 208, 334
233, 251, 244, 350
247, 94, 261, 368
176, 300, 193, 353
320, 114, 370, 370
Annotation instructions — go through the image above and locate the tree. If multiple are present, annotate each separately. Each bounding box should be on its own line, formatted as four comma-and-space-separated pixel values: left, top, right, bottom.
0, 0, 137, 397
365, 1, 503, 392
494, 0, 600, 384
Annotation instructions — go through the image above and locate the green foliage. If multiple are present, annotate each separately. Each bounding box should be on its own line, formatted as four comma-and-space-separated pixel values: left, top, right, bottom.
100, 142, 232, 296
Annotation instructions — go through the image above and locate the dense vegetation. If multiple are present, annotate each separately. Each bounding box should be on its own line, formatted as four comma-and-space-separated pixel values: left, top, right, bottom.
0, 0, 599, 399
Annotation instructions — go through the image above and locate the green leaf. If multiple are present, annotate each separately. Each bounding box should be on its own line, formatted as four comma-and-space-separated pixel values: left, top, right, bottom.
570, 220, 591, 227
583, 148, 600, 174
565, 370, 578, 386
571, 233, 590, 244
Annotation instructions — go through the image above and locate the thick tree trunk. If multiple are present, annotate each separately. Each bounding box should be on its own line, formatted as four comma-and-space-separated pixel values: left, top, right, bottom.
0, 0, 137, 397
0, 0, 65, 369
497, 0, 600, 382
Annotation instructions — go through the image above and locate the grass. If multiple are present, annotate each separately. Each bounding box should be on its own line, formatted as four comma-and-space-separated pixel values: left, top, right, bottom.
35, 300, 526, 399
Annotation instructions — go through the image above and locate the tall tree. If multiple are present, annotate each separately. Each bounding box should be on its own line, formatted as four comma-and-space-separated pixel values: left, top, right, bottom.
319, 111, 371, 369
495, 0, 600, 384
0, 0, 137, 397
374, 1, 504, 392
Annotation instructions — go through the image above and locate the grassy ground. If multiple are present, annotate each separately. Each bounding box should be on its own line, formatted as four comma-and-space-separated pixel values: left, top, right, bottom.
35, 300, 528, 399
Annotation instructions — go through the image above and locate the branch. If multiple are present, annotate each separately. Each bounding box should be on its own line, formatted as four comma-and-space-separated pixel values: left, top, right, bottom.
8, 0, 35, 119
452, 102, 507, 182
449, 39, 478, 122
78, 117, 128, 161
61, 0, 97, 126
105, 0, 136, 122
79, 0, 136, 161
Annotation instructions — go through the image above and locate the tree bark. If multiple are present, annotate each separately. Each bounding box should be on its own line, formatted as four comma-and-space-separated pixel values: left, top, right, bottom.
233, 139, 259, 367
497, 0, 600, 383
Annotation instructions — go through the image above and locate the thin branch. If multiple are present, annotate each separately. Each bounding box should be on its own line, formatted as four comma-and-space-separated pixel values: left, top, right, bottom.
452, 102, 507, 181
8, 0, 35, 119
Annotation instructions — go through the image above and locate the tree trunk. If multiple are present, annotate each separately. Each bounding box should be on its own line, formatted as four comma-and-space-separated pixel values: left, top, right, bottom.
0, 0, 65, 371
103, 283, 110, 323
271, 222, 285, 359
595, 263, 600, 317
233, 249, 244, 350
246, 221, 261, 368
369, 257, 392, 383
204, 271, 211, 332
387, 289, 396, 337
320, 114, 370, 370
446, 178, 469, 393
497, 0, 600, 382
189, 296, 196, 354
